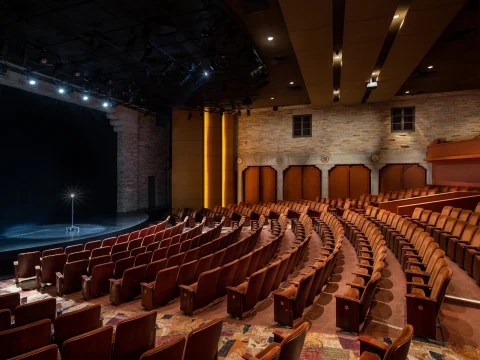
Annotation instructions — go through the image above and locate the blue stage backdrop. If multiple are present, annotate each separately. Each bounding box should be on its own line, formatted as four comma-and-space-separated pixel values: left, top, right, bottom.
0, 85, 117, 233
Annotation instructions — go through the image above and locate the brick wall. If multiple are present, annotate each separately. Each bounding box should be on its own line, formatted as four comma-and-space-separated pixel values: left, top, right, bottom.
110, 107, 168, 212
236, 90, 480, 200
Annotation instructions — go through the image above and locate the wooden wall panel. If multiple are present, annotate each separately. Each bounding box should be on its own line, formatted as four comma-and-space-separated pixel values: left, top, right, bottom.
302, 166, 321, 201
260, 167, 276, 202
329, 166, 350, 199
349, 165, 370, 199
284, 166, 303, 201
380, 165, 403, 192
402, 164, 426, 189
244, 167, 260, 203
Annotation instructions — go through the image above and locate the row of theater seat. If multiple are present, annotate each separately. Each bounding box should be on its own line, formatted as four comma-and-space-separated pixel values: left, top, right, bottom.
342, 207, 453, 339
111, 219, 245, 307
402, 205, 480, 284
273, 211, 343, 327
0, 302, 224, 360
13, 216, 173, 284
226, 214, 306, 321
337, 210, 388, 333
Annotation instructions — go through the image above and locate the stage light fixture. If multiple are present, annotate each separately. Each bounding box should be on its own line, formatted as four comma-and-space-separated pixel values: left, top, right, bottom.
405, 90, 410, 94
270, 97, 274, 100
71, 193, 74, 198
27, 76, 37, 85
289, 81, 294, 85
82, 94, 89, 101
393, 14, 400, 19
267, 36, 274, 41
58, 87, 65, 94
204, 71, 209, 76
102, 101, 110, 108
427, 65, 433, 69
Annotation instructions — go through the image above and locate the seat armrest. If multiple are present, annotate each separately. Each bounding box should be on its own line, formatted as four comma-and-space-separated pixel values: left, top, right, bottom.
352, 271, 371, 278
273, 331, 286, 343
406, 262, 426, 270
405, 270, 429, 282
109, 278, 121, 285
356, 263, 373, 269
140, 282, 153, 289
358, 336, 389, 352
334, 294, 361, 303
226, 286, 245, 294
56, 272, 64, 279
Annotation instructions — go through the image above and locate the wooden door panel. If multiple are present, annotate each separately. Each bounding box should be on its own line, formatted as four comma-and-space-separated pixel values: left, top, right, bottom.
403, 165, 426, 189
284, 166, 303, 201
349, 166, 370, 199
380, 165, 404, 192
260, 167, 276, 202
329, 166, 349, 199
302, 166, 321, 201
244, 167, 259, 203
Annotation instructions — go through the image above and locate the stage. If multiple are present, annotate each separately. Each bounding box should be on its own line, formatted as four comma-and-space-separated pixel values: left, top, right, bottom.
0, 211, 150, 276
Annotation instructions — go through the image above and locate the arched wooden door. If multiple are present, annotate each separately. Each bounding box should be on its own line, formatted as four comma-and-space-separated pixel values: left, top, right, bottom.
283, 165, 322, 201
243, 166, 276, 203
329, 165, 371, 198
379, 164, 426, 191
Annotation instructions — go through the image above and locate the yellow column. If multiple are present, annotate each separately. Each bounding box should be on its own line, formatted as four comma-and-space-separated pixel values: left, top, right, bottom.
204, 111, 222, 209
222, 113, 235, 206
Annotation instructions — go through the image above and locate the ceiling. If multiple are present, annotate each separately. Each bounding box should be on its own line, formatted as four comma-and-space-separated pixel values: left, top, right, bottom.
0, 0, 478, 112
0, 0, 284, 112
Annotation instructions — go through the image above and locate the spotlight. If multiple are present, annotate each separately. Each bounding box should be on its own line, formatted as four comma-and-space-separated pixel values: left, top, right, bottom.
82, 94, 89, 101
247, 108, 251, 116
58, 87, 65, 94
267, 36, 274, 41
102, 101, 110, 108
28, 77, 36, 85
405, 90, 410, 94
204, 71, 209, 76
270, 97, 274, 100
393, 14, 400, 19
70, 193, 75, 198
188, 112, 193, 120
427, 65, 433, 69
289, 81, 294, 85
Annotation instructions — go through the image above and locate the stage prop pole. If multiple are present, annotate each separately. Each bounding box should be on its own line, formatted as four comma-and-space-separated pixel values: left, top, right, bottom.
66, 194, 80, 232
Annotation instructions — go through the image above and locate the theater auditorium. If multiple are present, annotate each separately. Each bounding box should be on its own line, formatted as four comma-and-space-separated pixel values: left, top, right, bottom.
0, 0, 480, 359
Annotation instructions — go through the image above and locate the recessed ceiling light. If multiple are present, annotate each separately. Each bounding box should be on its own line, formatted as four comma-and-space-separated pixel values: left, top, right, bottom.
270, 97, 274, 100
405, 90, 410, 94
393, 14, 400, 19
427, 65, 433, 69
267, 36, 274, 41
82, 95, 89, 101
289, 81, 294, 85
28, 79, 36, 85
334, 55, 339, 59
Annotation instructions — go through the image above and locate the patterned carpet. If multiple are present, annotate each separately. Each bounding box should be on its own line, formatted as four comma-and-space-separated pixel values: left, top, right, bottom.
1, 277, 479, 360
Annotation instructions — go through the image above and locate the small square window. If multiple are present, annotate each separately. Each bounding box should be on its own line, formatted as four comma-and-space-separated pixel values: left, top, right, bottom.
391, 107, 415, 132
292, 115, 312, 137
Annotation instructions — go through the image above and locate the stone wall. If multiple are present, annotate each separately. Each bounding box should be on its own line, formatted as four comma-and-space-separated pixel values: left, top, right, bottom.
109, 106, 168, 212
237, 90, 480, 200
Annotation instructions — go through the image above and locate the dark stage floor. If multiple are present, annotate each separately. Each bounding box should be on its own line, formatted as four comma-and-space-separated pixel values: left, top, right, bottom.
0, 212, 149, 276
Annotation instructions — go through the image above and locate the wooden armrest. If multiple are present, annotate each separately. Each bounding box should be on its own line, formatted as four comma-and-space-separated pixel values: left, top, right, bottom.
352, 271, 370, 278
226, 286, 244, 294
405, 293, 437, 302
406, 282, 431, 290
358, 336, 389, 351
35, 265, 41, 271
55, 272, 63, 279
273, 331, 286, 343
140, 282, 153, 289
109, 279, 120, 284
13, 261, 18, 266
356, 263, 373, 269
334, 294, 361, 303
347, 282, 366, 289
81, 275, 90, 281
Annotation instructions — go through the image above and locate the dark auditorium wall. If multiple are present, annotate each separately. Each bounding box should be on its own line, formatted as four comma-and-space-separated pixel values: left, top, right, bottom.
0, 85, 116, 231
237, 90, 480, 199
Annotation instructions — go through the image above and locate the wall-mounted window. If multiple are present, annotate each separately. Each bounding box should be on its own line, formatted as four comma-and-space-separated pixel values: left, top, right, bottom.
391, 107, 415, 132
292, 114, 312, 137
